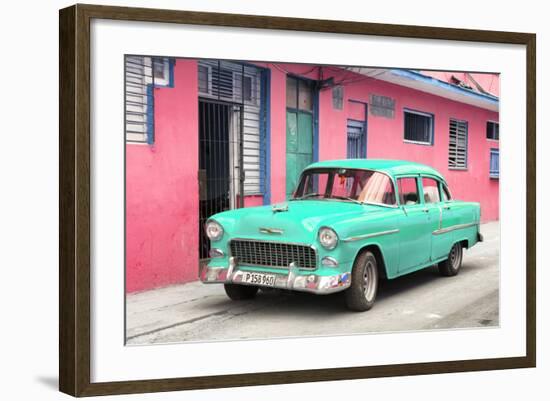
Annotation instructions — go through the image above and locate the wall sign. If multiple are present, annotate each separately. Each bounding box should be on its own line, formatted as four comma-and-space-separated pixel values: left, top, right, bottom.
369, 94, 395, 118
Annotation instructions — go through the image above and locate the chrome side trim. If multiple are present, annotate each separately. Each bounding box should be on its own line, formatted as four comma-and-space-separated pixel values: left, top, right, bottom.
432, 222, 478, 235
343, 229, 400, 242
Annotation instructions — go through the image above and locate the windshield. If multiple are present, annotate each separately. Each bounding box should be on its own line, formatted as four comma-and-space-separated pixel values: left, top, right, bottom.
292, 168, 396, 205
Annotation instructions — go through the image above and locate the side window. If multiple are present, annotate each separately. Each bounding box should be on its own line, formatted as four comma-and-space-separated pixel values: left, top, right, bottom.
422, 177, 441, 204
397, 177, 420, 206
441, 183, 452, 201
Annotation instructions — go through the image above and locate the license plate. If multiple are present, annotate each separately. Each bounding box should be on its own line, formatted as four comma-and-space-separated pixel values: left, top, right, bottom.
242, 272, 276, 287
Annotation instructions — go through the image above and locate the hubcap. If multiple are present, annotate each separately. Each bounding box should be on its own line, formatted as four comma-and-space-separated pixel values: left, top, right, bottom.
450, 244, 460, 269
363, 261, 376, 301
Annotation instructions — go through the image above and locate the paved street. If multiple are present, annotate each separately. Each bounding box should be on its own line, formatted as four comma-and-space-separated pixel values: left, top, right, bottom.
126, 222, 499, 345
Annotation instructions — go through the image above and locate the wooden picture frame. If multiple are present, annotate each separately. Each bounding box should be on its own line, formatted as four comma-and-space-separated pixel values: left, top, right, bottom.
59, 3, 536, 397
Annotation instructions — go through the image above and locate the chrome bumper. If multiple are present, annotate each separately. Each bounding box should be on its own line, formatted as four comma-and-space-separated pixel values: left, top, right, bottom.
200, 257, 351, 295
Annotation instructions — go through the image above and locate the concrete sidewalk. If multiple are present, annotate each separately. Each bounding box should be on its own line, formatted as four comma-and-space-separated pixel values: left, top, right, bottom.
126, 222, 499, 345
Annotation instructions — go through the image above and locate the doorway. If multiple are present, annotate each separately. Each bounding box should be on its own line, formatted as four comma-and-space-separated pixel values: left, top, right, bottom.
347, 100, 368, 159
198, 100, 243, 259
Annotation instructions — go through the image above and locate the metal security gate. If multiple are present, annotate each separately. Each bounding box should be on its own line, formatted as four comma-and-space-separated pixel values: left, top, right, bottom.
198, 100, 244, 259
197, 60, 266, 260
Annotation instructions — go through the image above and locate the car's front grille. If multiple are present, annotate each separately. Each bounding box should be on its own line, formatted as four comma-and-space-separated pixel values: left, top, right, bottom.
230, 239, 317, 269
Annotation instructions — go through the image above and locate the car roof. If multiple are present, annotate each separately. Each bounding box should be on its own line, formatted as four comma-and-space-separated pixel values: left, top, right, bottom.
304, 159, 446, 182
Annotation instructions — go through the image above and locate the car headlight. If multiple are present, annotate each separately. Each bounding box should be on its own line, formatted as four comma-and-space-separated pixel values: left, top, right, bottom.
205, 220, 224, 241
318, 227, 338, 250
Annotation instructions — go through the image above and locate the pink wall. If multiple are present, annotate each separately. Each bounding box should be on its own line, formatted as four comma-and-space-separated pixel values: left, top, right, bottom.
126, 60, 199, 293
126, 60, 499, 293
346, 75, 499, 222
261, 64, 499, 221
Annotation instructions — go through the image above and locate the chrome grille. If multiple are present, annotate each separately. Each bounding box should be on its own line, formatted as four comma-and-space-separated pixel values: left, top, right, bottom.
230, 240, 317, 269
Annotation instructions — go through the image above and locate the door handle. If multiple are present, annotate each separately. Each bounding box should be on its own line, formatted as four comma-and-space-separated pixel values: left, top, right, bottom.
443, 205, 451, 210
422, 208, 429, 213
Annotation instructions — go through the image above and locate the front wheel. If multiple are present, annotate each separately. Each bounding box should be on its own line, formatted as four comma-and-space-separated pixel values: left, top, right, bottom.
224, 284, 259, 300
438, 242, 463, 276
345, 251, 379, 312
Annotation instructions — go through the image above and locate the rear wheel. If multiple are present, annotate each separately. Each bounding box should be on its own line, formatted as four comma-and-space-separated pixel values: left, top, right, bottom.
345, 251, 379, 312
438, 242, 463, 276
224, 284, 259, 300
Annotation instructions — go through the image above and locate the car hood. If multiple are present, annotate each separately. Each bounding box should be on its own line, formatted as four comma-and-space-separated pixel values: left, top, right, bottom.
213, 200, 388, 242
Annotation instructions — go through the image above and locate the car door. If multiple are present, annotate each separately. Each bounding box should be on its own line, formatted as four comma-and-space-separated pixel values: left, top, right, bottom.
431, 181, 461, 261
420, 176, 449, 262
396, 176, 432, 273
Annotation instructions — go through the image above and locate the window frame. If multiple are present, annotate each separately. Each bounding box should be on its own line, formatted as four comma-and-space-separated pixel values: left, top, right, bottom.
152, 57, 174, 88
198, 63, 212, 95
403, 108, 435, 146
125, 56, 175, 145
396, 175, 421, 206
448, 117, 469, 170
233, 71, 259, 106
346, 118, 367, 159
486, 120, 500, 141
439, 181, 453, 202
286, 75, 314, 114
489, 148, 500, 179
420, 176, 442, 204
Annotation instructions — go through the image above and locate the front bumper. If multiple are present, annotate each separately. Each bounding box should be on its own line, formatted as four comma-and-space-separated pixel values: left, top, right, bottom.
200, 257, 351, 295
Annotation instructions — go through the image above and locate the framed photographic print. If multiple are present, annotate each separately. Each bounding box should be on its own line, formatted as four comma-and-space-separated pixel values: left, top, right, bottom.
59, 4, 536, 397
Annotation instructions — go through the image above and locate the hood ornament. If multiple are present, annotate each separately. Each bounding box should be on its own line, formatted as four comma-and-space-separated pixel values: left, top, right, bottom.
271, 203, 289, 213
259, 227, 284, 235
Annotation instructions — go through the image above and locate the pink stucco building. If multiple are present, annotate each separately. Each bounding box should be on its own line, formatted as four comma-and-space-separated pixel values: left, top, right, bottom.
125, 57, 499, 293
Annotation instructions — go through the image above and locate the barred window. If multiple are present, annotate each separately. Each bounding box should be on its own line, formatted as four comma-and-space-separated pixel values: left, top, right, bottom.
448, 119, 468, 169
404, 109, 434, 145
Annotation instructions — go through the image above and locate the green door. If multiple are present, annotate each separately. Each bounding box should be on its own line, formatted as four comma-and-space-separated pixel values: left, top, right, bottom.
286, 77, 314, 198
286, 111, 313, 197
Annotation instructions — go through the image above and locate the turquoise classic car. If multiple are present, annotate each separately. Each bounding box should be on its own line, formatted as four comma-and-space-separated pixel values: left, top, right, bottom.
200, 159, 482, 311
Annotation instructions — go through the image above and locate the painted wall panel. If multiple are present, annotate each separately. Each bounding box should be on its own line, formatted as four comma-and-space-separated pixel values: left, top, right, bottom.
126, 59, 199, 293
